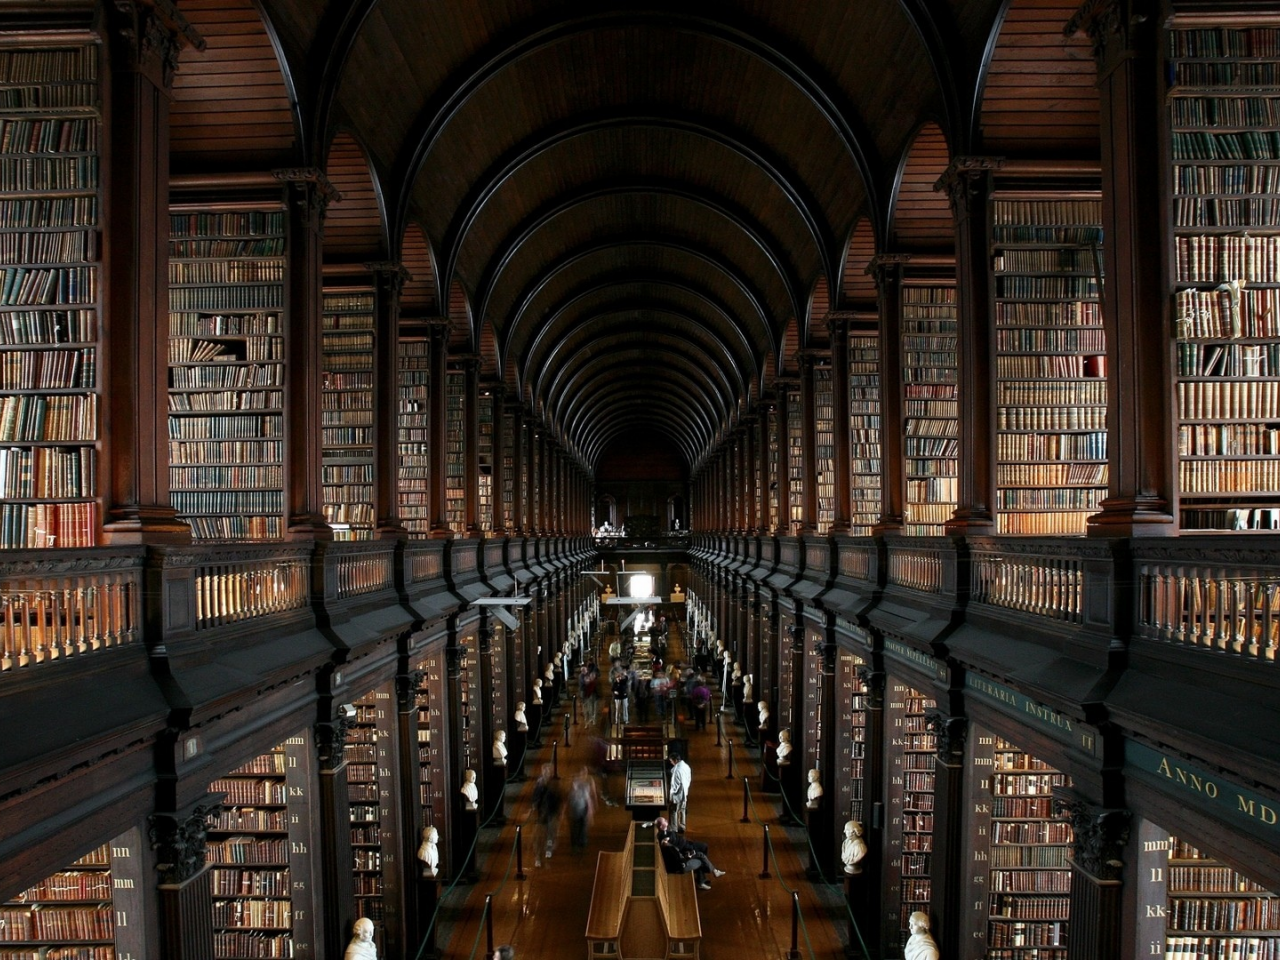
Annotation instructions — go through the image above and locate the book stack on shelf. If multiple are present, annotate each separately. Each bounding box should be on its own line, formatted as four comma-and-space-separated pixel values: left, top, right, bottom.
500, 406, 516, 530
397, 335, 431, 537
322, 290, 375, 540
985, 736, 1073, 960
836, 650, 868, 823
814, 361, 835, 533
848, 331, 882, 537
444, 369, 465, 535
767, 404, 780, 532
1164, 836, 1280, 959
1169, 23, 1280, 531
477, 390, 493, 534
992, 196, 1108, 535
787, 386, 803, 532
884, 681, 937, 948
347, 690, 397, 929
901, 284, 957, 536
415, 655, 446, 833
0, 36, 100, 549
1, 844, 117, 959
206, 737, 315, 960
168, 208, 286, 541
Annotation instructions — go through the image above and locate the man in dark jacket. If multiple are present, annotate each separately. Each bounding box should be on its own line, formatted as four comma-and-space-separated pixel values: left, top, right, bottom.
655, 816, 726, 890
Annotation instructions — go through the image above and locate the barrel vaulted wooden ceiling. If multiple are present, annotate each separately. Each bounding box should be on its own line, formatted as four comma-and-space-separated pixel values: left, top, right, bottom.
170, 0, 1099, 472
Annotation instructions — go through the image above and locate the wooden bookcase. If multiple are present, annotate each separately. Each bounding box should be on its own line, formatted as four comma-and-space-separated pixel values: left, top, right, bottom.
786, 385, 803, 532
901, 283, 958, 537
767, 404, 780, 533
968, 730, 1074, 959
415, 652, 446, 831
991, 195, 1108, 535
321, 288, 375, 541
500, 405, 515, 531
397, 333, 431, 538
477, 389, 493, 534
0, 830, 145, 960
883, 679, 937, 950
167, 205, 286, 541
346, 687, 400, 933
0, 33, 101, 549
444, 368, 464, 535
848, 331, 882, 537
206, 735, 318, 960
835, 649, 868, 824
814, 361, 835, 534
1168, 22, 1280, 531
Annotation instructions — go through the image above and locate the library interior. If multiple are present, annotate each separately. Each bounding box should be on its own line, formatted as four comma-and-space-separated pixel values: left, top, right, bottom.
1, 0, 1279, 958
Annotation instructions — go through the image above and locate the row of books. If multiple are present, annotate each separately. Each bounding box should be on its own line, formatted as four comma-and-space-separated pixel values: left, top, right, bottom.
1168, 898, 1280, 931
1169, 26, 1280, 58
995, 300, 1101, 327
169, 283, 282, 311
171, 491, 283, 514
170, 212, 283, 238
1179, 380, 1280, 418
213, 930, 293, 958
0, 228, 94, 265
996, 276, 1098, 299
996, 432, 1106, 461
1175, 198, 1280, 228
996, 354, 1106, 379
1180, 460, 1280, 491
997, 406, 1106, 431
0, 118, 97, 154
0, 308, 94, 345
0, 500, 93, 548
185, 516, 282, 541
0, 392, 94, 441
1178, 341, 1280, 377
990, 895, 1070, 920
171, 466, 282, 491
997, 511, 1096, 535
170, 312, 280, 337
1180, 424, 1280, 456
1173, 131, 1280, 161
0, 83, 99, 112
210, 869, 290, 898
1173, 162, 1280, 195
0, 265, 94, 305
994, 248, 1098, 273
169, 338, 281, 364
1162, 938, 1280, 959
0, 905, 111, 941
987, 921, 1066, 947
996, 380, 1107, 406
168, 415, 282, 440
1176, 236, 1280, 282
211, 899, 291, 930
0, 345, 93, 388
1177, 287, 1280, 339
170, 362, 282, 390
997, 489, 1103, 510
996, 463, 1107, 486
991, 200, 1102, 227
170, 259, 284, 284
996, 328, 1105, 353
0, 444, 93, 497
206, 838, 288, 866
0, 154, 97, 192
991, 870, 1071, 893
11, 872, 111, 902
0, 47, 98, 83
169, 440, 281, 464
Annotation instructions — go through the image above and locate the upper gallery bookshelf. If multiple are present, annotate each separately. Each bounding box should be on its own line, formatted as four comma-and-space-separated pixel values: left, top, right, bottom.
991, 194, 1108, 535
398, 332, 430, 537
322, 288, 375, 540
814, 360, 835, 533
0, 33, 101, 549
901, 283, 957, 536
500, 404, 515, 531
477, 389, 493, 534
848, 329, 882, 537
786, 384, 803, 532
444, 368, 464, 535
1169, 21, 1280, 531
767, 403, 780, 532
168, 203, 286, 541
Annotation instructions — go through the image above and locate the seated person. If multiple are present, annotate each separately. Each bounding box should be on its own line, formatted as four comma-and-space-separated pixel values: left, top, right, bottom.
654, 816, 726, 890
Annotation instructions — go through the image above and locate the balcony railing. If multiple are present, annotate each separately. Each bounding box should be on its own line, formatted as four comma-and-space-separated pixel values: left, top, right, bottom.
886, 541, 946, 594
194, 546, 311, 631
969, 540, 1085, 624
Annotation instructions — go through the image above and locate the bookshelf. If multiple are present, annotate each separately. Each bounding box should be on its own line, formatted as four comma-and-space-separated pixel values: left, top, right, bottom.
992, 196, 1108, 535
206, 735, 317, 960
500, 405, 515, 531
814, 362, 835, 534
901, 284, 957, 536
970, 731, 1074, 959
1168, 23, 1280, 531
477, 390, 493, 534
322, 289, 375, 541
168, 207, 286, 541
1164, 835, 1280, 958
787, 385, 803, 532
415, 653, 446, 834
0, 35, 101, 549
347, 686, 399, 931
836, 650, 868, 823
767, 404, 780, 533
0, 832, 146, 960
884, 680, 936, 949
397, 334, 431, 538
848, 331, 882, 537
444, 369, 464, 535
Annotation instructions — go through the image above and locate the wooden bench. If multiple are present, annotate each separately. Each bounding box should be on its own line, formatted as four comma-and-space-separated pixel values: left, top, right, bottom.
585, 821, 701, 959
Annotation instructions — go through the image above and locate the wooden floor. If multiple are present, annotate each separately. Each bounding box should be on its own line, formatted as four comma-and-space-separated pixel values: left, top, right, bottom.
427, 690, 854, 960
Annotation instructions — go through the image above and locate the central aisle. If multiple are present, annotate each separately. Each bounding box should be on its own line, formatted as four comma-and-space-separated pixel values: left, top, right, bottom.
427, 686, 855, 959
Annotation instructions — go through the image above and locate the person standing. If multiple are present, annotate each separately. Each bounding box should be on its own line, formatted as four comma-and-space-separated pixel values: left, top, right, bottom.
530, 763, 562, 866
690, 675, 712, 731
611, 668, 630, 727
668, 752, 691, 832
568, 766, 599, 854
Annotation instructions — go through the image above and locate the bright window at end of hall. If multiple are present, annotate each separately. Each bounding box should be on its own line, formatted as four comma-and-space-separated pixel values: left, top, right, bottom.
629, 574, 654, 598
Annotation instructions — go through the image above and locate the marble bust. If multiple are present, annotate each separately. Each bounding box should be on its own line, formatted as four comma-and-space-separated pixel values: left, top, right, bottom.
492, 729, 507, 765
806, 768, 823, 809
417, 825, 440, 877
461, 769, 478, 810
344, 917, 377, 960
514, 701, 528, 732
842, 820, 867, 874
532, 678, 543, 705
775, 729, 792, 765
906, 911, 940, 960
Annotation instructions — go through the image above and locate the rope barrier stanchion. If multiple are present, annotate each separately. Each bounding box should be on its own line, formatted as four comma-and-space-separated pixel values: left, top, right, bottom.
787, 890, 802, 960
572, 693, 579, 725
552, 740, 559, 779
485, 893, 495, 957
515, 824, 527, 880
563, 712, 571, 748
715, 712, 723, 746
759, 823, 772, 879
725, 739, 734, 779
740, 776, 750, 823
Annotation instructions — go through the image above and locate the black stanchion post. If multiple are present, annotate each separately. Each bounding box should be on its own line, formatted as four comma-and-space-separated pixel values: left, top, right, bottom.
715, 713, 722, 747
552, 740, 559, 779
725, 739, 735, 779
485, 894, 494, 956
740, 776, 750, 823
516, 825, 527, 880
573, 694, 579, 726
563, 712, 571, 748
759, 823, 772, 879
786, 890, 801, 960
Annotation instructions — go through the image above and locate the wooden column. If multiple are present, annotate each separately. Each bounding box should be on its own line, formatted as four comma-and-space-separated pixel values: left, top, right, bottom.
428, 324, 451, 538
757, 402, 771, 534
925, 713, 969, 958
827, 314, 854, 534
369, 262, 409, 538
1068, 0, 1174, 535
275, 169, 340, 539
147, 803, 218, 960
462, 356, 480, 537
869, 256, 908, 533
797, 353, 819, 535
1057, 794, 1131, 960
102, 2, 200, 543
937, 158, 999, 534
315, 710, 357, 960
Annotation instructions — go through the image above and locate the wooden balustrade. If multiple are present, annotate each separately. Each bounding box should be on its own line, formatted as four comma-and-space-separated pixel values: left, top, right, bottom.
837, 540, 874, 582
194, 550, 309, 630
887, 545, 944, 593
0, 551, 142, 672
406, 544, 444, 583
970, 546, 1083, 623
335, 546, 395, 599
1137, 547, 1280, 662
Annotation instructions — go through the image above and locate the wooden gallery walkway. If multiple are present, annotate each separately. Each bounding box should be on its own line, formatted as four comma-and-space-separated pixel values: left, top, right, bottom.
424, 689, 853, 959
